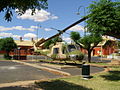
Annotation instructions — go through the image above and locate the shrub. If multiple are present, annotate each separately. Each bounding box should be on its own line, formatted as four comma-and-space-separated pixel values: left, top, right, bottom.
4, 54, 12, 60
68, 50, 81, 55
76, 52, 84, 61
51, 54, 58, 59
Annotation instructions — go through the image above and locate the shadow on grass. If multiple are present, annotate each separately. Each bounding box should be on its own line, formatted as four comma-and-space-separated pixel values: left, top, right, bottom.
35, 80, 92, 90
101, 71, 120, 81
0, 86, 30, 90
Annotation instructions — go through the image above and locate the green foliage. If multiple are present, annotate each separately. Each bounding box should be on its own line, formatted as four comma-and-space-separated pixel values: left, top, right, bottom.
77, 52, 84, 61
70, 32, 80, 41
4, 53, 12, 60
80, 34, 102, 62
87, 0, 120, 39
51, 54, 58, 59
0, 0, 48, 21
0, 37, 17, 52
66, 50, 84, 61
70, 31, 81, 47
117, 41, 120, 49
70, 31, 102, 62
0, 37, 17, 59
80, 34, 103, 50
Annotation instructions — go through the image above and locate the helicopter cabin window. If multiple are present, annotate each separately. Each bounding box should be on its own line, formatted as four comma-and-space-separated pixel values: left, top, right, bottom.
53, 48, 59, 54
68, 45, 76, 52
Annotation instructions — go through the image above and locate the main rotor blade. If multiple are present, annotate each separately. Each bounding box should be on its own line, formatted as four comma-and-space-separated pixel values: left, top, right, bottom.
36, 15, 89, 46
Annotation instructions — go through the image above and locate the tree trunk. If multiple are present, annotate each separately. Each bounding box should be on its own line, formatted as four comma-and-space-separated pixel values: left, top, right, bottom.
4, 51, 10, 60
88, 50, 91, 63
6, 51, 10, 56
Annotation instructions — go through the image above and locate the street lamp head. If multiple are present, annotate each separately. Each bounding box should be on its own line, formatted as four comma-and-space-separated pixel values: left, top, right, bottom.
76, 6, 86, 16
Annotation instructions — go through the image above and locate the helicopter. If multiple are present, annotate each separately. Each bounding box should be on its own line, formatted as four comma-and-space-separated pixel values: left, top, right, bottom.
32, 16, 87, 61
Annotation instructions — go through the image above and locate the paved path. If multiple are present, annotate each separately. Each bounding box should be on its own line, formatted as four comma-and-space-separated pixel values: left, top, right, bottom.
18, 60, 104, 76
0, 61, 61, 84
84, 56, 111, 63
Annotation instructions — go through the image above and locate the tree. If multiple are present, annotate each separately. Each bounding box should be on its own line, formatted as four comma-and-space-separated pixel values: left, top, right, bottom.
80, 34, 103, 62
0, 0, 48, 21
117, 41, 120, 49
0, 37, 17, 59
70, 32, 102, 62
87, 0, 120, 39
70, 31, 81, 46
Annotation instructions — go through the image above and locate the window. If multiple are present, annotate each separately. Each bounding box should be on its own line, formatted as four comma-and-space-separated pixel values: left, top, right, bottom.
53, 48, 59, 54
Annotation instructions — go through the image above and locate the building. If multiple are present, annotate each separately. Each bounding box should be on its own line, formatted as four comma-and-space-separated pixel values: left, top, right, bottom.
77, 36, 117, 57
93, 40, 116, 56
9, 37, 45, 60
0, 36, 117, 59
91, 36, 116, 56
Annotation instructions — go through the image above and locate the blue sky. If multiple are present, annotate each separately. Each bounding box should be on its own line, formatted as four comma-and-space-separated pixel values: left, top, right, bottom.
0, 0, 95, 42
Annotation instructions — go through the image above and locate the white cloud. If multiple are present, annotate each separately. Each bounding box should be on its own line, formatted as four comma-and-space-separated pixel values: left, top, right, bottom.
12, 35, 21, 39
69, 25, 84, 31
0, 26, 13, 31
50, 15, 58, 20
30, 26, 39, 29
0, 26, 35, 31
24, 33, 37, 38
17, 9, 58, 22
44, 28, 52, 31
12, 26, 35, 31
0, 32, 21, 39
62, 36, 71, 43
0, 32, 13, 37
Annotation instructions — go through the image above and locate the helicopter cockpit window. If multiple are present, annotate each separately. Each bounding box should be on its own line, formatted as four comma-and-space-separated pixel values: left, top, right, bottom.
68, 45, 76, 52
53, 48, 59, 54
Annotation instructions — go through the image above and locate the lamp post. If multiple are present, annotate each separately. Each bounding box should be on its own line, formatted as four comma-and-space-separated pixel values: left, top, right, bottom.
18, 47, 21, 60
36, 23, 41, 61
76, 6, 86, 36
37, 23, 41, 41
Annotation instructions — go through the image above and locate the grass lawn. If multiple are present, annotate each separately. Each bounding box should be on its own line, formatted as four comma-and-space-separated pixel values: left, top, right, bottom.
88, 62, 109, 66
34, 66, 120, 90
39, 59, 82, 64
0, 58, 8, 60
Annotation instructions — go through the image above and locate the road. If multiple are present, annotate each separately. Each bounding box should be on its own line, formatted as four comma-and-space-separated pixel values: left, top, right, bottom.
0, 61, 61, 84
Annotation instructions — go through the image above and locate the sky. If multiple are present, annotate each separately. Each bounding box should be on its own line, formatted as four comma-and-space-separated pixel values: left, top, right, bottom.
0, 0, 96, 43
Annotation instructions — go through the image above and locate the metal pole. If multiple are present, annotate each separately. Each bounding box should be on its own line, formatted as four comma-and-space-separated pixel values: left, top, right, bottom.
36, 23, 41, 60
77, 6, 86, 36
37, 23, 41, 41
101, 45, 102, 61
